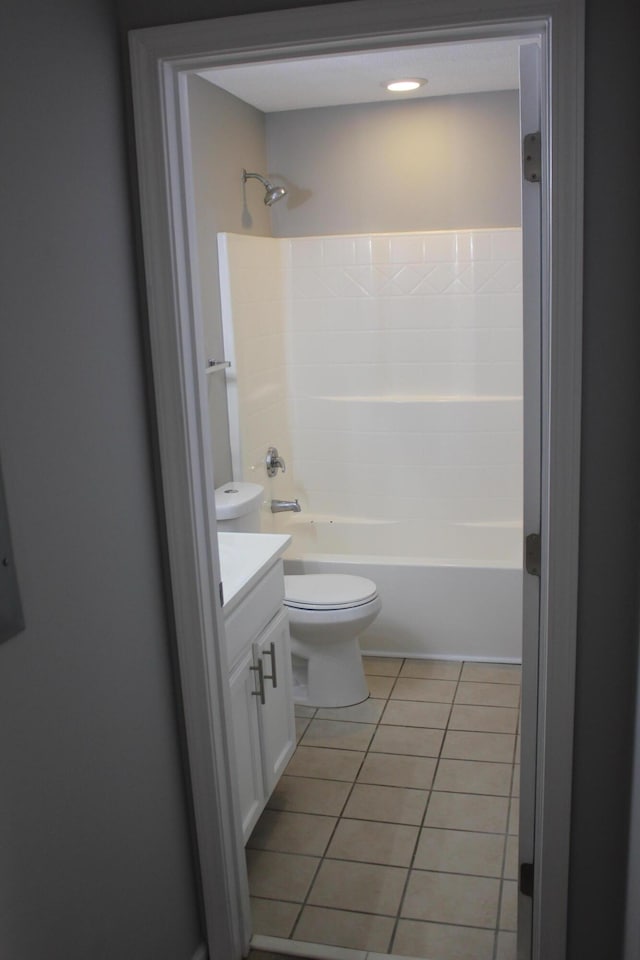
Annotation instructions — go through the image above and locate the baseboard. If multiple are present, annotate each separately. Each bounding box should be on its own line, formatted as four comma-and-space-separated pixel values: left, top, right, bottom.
360, 650, 522, 664
251, 934, 417, 959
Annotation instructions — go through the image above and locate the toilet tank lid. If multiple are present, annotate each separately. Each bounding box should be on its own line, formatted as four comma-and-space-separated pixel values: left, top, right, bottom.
214, 482, 264, 519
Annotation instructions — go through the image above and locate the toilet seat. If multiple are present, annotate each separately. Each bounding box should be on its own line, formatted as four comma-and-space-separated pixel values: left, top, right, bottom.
284, 574, 378, 611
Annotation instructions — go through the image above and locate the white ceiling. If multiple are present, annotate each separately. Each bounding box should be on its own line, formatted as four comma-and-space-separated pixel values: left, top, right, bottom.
197, 39, 524, 113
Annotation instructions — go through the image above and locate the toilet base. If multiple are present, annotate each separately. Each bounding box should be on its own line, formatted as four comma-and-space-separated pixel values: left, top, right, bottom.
290, 634, 370, 708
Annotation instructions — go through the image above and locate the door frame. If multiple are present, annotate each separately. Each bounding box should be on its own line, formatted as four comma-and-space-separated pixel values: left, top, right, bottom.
128, 1, 584, 958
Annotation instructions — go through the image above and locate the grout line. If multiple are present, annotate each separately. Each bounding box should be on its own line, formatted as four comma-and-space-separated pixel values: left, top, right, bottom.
251, 657, 521, 958
388, 657, 463, 953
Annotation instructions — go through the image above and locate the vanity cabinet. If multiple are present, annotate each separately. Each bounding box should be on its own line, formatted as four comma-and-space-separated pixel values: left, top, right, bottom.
224, 556, 295, 842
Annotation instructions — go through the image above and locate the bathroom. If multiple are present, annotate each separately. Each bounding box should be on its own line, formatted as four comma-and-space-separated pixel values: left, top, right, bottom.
188, 38, 525, 960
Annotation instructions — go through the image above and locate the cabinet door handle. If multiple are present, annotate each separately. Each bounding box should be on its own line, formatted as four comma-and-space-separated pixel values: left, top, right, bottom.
250, 658, 266, 705
263, 641, 278, 689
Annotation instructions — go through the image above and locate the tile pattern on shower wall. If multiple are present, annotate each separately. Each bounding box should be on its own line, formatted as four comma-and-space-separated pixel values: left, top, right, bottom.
286, 230, 523, 556
218, 230, 523, 555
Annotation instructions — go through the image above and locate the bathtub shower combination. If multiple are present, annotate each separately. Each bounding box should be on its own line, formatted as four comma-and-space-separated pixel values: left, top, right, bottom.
217, 228, 523, 662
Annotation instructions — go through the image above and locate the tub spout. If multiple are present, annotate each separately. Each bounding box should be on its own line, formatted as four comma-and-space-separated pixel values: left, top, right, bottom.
271, 498, 301, 513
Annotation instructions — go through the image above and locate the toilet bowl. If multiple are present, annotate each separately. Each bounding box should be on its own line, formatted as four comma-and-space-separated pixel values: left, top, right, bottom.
214, 482, 382, 707
285, 574, 381, 708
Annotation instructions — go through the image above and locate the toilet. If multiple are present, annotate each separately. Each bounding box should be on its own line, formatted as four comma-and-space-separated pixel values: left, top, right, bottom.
214, 482, 381, 707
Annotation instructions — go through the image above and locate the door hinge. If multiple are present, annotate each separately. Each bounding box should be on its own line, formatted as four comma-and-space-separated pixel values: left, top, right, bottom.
219, 581, 224, 606
520, 861, 534, 898
525, 533, 541, 577
523, 132, 541, 183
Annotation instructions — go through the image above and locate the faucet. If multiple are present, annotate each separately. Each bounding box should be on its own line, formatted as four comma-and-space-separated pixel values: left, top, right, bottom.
265, 446, 286, 478
271, 498, 301, 513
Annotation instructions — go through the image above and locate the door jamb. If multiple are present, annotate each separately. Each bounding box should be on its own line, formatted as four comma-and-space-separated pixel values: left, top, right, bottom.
127, 2, 584, 957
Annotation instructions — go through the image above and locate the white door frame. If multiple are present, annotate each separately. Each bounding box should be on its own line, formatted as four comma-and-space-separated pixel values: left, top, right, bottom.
128, 2, 584, 958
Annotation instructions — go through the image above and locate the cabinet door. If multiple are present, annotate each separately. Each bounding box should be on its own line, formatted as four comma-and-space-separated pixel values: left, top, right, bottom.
254, 608, 296, 795
228, 648, 265, 842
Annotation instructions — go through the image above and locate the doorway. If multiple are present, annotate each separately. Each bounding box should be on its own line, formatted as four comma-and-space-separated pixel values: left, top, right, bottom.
127, 3, 584, 959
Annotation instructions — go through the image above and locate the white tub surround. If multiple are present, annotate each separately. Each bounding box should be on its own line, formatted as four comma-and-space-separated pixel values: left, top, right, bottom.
219, 229, 523, 660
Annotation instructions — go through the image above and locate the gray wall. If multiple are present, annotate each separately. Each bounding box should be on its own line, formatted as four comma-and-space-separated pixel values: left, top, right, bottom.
116, 1, 640, 955
0, 1, 202, 958
267, 91, 521, 235
0, 0, 628, 957
187, 75, 271, 484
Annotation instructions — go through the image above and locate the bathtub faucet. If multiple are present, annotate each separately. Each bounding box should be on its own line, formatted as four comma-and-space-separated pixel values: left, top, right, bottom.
271, 498, 301, 513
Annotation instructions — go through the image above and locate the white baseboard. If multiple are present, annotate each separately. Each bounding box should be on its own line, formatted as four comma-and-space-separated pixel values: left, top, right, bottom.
360, 649, 522, 664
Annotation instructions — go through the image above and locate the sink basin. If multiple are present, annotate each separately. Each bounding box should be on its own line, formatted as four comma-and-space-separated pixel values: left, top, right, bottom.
217, 531, 291, 614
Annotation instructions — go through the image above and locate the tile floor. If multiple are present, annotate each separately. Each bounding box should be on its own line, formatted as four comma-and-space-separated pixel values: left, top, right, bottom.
247, 657, 520, 960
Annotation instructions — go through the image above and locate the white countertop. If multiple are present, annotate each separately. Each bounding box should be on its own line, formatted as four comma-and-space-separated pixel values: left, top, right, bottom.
218, 531, 291, 614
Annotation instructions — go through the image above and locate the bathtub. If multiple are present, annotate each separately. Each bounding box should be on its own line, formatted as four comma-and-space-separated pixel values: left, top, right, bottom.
270, 512, 523, 661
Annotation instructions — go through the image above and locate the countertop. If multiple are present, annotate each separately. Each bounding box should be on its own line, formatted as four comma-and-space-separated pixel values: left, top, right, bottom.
218, 531, 291, 615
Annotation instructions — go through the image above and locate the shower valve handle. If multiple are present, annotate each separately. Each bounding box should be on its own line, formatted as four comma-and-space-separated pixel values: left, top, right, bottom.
266, 446, 286, 477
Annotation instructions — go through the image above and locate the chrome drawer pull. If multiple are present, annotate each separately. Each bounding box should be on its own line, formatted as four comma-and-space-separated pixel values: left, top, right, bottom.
263, 641, 278, 689
250, 659, 266, 705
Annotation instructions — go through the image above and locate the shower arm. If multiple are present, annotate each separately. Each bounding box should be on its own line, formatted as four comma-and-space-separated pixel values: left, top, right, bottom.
242, 169, 270, 189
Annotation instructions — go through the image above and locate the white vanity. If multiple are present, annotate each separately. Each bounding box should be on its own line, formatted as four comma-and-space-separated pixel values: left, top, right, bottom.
218, 532, 295, 841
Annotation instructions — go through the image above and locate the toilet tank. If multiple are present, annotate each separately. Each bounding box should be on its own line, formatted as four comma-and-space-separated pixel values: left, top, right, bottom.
214, 482, 264, 533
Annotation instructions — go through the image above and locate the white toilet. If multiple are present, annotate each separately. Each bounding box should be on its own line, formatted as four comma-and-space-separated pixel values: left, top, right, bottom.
214, 482, 381, 708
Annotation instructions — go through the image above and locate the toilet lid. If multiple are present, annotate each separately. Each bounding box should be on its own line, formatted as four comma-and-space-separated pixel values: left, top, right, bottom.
284, 574, 378, 611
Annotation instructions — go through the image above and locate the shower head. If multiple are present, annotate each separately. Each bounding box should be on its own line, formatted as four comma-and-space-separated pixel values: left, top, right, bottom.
242, 169, 287, 206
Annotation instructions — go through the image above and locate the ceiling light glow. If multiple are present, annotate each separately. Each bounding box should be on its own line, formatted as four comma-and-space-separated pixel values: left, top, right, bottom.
385, 78, 426, 92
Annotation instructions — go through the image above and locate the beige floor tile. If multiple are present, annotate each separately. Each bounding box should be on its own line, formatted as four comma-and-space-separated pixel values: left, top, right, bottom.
512, 764, 520, 797
327, 817, 419, 867
248, 809, 337, 857
433, 758, 513, 796
399, 659, 462, 680
425, 792, 509, 833
294, 905, 394, 953
308, 858, 407, 916
250, 897, 299, 937
358, 752, 436, 790
285, 745, 364, 782
315, 698, 385, 724
381, 699, 451, 728
343, 782, 429, 826
393, 919, 495, 960
402, 869, 500, 928
367, 675, 395, 698
508, 797, 519, 835
363, 656, 403, 676
391, 677, 457, 703
301, 718, 376, 752
461, 662, 522, 684
496, 930, 517, 960
268, 775, 351, 816
248, 952, 301, 960
370, 724, 444, 758
449, 704, 519, 734
456, 681, 520, 708
246, 849, 319, 902
442, 730, 516, 763
295, 717, 310, 742
504, 834, 518, 880
294, 704, 316, 718
414, 827, 505, 877
500, 879, 518, 930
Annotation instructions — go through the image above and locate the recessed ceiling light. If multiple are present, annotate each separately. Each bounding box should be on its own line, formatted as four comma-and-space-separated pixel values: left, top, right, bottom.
385, 78, 427, 93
